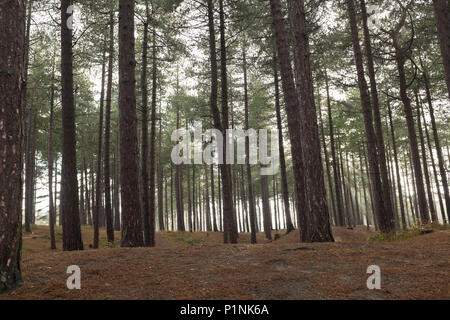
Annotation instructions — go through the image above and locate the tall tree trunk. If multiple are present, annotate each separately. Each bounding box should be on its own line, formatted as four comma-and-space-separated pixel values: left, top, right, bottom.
391, 17, 430, 224
148, 25, 158, 245
421, 103, 447, 223
211, 164, 218, 232
55, 159, 59, 226
48, 56, 56, 250
325, 71, 345, 227
199, 180, 203, 230
187, 162, 192, 232
288, 0, 334, 242
344, 152, 355, 227
408, 150, 420, 223
175, 77, 185, 232
432, 0, 450, 98
415, 91, 438, 222
363, 144, 377, 229
387, 103, 407, 229
243, 44, 258, 243
170, 164, 174, 231
207, 0, 236, 243
318, 91, 337, 226
80, 160, 86, 226
219, 0, 238, 243
90, 156, 95, 226
269, 0, 317, 243
61, 0, 83, 251
158, 117, 165, 231
24, 93, 34, 233
204, 164, 212, 231
218, 167, 222, 231
31, 115, 37, 225
404, 159, 415, 226
273, 177, 279, 230
140, 0, 151, 246
360, 0, 395, 227
0, 0, 26, 293
338, 137, 349, 225
261, 174, 273, 240
84, 157, 91, 227
273, 56, 294, 233
94, 48, 106, 249
192, 164, 196, 231
346, 0, 394, 233
385, 121, 400, 229
118, 0, 144, 247
25, 104, 37, 232
239, 166, 250, 233
359, 146, 371, 229
113, 146, 120, 230
104, 12, 115, 243
23, 0, 32, 233
165, 176, 169, 230
422, 70, 450, 222
351, 155, 361, 225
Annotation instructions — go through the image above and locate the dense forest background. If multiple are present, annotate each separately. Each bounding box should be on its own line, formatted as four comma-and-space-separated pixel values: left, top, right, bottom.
1, 0, 450, 298
12, 0, 450, 244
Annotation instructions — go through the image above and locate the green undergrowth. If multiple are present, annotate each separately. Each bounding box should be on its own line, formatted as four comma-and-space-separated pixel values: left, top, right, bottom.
165, 232, 206, 246
368, 223, 448, 242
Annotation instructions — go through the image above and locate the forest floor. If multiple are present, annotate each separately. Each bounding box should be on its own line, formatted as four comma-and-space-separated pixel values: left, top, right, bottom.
0, 225, 448, 300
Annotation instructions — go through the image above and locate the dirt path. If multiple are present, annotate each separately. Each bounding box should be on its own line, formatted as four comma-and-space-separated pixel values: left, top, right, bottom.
1, 228, 448, 300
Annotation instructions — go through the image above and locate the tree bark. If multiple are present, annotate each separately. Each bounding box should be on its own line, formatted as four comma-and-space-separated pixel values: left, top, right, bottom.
90, 156, 95, 226
387, 102, 407, 229
0, 0, 26, 293
432, 0, 450, 98
170, 164, 174, 230
269, 0, 315, 243
148, 25, 158, 245
104, 12, 115, 243
83, 157, 91, 226
288, 0, 334, 242
239, 166, 250, 233
325, 71, 346, 227
48, 56, 57, 250
175, 77, 185, 232
423, 71, 450, 222
391, 20, 430, 224
211, 164, 218, 232
61, 0, 83, 251
359, 146, 371, 229
207, 0, 236, 243
118, 0, 144, 247
23, 0, 33, 233
346, 0, 394, 233
25, 103, 37, 232
140, 0, 151, 246
318, 91, 337, 226
204, 164, 212, 232
218, 0, 238, 243
360, 0, 395, 227
158, 117, 165, 231
421, 102, 447, 223
24, 95, 34, 233
113, 144, 121, 230
243, 44, 258, 243
261, 174, 273, 240
415, 91, 438, 222
94, 47, 106, 249
273, 56, 294, 233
